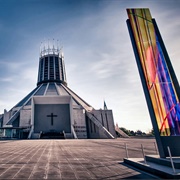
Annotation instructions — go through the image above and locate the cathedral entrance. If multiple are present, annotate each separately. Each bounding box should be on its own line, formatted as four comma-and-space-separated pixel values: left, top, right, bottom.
34, 104, 71, 137
40, 131, 65, 139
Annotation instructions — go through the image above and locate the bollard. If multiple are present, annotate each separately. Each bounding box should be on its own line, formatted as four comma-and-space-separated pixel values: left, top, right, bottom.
125, 143, 129, 159
154, 142, 158, 155
167, 146, 176, 174
141, 144, 147, 164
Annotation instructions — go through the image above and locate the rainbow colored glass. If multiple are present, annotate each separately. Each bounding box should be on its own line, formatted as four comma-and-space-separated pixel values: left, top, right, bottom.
127, 8, 180, 136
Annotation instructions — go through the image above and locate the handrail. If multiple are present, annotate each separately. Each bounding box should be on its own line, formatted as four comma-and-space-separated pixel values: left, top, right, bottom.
28, 125, 34, 139
71, 125, 78, 139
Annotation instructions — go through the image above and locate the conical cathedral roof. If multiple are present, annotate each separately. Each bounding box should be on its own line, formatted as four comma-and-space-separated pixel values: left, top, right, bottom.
13, 82, 93, 111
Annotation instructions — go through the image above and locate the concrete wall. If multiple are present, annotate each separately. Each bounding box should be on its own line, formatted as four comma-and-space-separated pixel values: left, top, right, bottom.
34, 104, 71, 133
3, 109, 11, 126
73, 107, 87, 138
86, 117, 100, 138
2, 106, 21, 126
87, 109, 116, 139
20, 106, 31, 127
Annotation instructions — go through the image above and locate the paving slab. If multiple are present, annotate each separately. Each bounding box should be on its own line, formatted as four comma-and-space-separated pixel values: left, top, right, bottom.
0, 138, 159, 179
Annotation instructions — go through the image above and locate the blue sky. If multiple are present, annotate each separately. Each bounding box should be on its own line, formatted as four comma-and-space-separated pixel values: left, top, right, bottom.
0, 0, 180, 132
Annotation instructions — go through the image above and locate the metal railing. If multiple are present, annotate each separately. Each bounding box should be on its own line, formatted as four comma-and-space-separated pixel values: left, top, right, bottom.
124, 142, 177, 174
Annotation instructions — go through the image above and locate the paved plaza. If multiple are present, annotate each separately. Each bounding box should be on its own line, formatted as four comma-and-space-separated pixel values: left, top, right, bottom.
0, 138, 159, 179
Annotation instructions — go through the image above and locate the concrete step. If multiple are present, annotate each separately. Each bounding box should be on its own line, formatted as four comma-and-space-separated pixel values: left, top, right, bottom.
124, 157, 180, 179
146, 155, 180, 169
41, 136, 65, 139
40, 132, 65, 139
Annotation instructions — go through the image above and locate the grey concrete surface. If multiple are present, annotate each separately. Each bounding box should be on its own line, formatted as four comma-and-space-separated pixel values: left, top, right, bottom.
0, 138, 159, 179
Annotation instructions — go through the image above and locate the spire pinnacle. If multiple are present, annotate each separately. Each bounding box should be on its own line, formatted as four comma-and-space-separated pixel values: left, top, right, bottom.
40, 39, 62, 57
104, 100, 108, 110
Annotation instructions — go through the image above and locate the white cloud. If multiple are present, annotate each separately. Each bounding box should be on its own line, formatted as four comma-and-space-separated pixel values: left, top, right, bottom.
0, 77, 13, 82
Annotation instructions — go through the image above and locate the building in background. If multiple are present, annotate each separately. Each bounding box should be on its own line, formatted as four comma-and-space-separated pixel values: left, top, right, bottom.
0, 43, 116, 139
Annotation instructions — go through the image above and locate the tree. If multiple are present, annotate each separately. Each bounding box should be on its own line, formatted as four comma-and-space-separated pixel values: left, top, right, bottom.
135, 130, 142, 136
118, 127, 149, 136
130, 130, 135, 136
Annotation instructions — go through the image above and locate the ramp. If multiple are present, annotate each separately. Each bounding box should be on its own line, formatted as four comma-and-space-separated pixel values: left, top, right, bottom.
115, 124, 129, 138
86, 112, 115, 139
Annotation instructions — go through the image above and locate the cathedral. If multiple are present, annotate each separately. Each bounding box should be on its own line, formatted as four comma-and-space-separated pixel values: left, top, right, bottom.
0, 44, 116, 139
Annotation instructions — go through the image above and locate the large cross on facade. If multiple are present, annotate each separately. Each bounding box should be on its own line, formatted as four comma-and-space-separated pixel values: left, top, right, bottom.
47, 113, 57, 126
